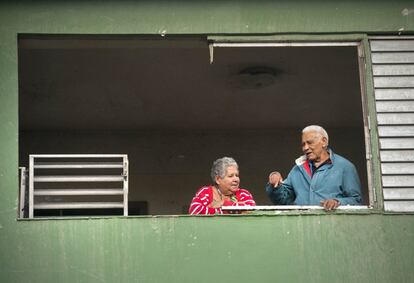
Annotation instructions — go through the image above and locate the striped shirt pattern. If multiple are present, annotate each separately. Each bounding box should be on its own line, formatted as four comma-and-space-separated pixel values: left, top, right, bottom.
189, 185, 256, 215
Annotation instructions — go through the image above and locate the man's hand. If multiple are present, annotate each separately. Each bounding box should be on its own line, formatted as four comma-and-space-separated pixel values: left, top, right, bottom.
320, 199, 340, 211
268, 171, 283, 188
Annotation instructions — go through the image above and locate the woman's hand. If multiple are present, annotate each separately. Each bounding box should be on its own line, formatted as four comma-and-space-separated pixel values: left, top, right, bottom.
209, 198, 224, 208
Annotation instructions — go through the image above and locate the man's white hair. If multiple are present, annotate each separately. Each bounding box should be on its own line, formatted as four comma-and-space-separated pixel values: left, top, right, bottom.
302, 125, 329, 143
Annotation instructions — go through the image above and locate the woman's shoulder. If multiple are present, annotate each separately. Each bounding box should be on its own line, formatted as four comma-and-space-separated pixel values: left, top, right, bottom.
237, 188, 253, 195
195, 185, 213, 196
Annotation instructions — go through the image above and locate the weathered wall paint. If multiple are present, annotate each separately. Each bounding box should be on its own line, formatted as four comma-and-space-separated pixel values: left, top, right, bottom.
1, 1, 414, 283
1, 214, 414, 283
0, 1, 413, 34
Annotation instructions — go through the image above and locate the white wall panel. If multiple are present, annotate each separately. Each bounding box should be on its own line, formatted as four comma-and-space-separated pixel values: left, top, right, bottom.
378, 126, 414, 137
382, 175, 414, 187
373, 64, 414, 76
371, 52, 414, 63
371, 37, 414, 212
380, 150, 414, 162
375, 89, 414, 100
383, 188, 414, 200
377, 113, 414, 125
370, 40, 414, 51
381, 163, 414, 174
374, 76, 414, 88
376, 101, 414, 112
384, 201, 414, 212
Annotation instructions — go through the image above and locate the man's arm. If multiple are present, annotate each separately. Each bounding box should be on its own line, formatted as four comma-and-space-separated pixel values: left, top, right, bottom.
336, 163, 363, 205
265, 172, 296, 205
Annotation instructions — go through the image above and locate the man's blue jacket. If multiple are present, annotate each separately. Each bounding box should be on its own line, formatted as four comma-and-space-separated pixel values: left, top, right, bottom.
266, 150, 362, 205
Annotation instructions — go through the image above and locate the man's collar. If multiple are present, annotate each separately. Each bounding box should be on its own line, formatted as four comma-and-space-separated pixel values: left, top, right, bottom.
295, 148, 334, 166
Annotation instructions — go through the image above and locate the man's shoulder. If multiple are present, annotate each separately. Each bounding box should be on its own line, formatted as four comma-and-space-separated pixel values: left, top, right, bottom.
332, 152, 355, 168
288, 162, 304, 177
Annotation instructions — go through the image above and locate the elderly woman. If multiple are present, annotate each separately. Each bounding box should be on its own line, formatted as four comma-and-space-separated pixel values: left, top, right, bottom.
189, 157, 256, 215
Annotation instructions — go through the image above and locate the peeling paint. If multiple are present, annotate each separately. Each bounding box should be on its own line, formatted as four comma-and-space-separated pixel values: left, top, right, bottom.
69, 265, 105, 282
159, 29, 167, 37
1, 2, 414, 283
102, 15, 115, 22
150, 218, 162, 236
402, 8, 414, 16
187, 233, 198, 247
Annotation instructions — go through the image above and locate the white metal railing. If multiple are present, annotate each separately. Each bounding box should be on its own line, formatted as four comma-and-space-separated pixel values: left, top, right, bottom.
28, 154, 128, 218
221, 205, 370, 211
18, 167, 27, 218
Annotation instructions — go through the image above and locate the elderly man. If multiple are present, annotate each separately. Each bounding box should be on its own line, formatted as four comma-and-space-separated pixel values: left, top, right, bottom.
266, 125, 362, 210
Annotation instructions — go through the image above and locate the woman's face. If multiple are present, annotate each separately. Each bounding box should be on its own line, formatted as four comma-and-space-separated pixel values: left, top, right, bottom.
216, 165, 240, 195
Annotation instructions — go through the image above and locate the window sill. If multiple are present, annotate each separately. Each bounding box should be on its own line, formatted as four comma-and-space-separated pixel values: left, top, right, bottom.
19, 205, 414, 220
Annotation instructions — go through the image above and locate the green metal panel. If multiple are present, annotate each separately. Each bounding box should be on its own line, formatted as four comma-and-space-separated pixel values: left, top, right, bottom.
1, 1, 414, 283
361, 37, 385, 209
0, 1, 413, 35
0, 215, 413, 283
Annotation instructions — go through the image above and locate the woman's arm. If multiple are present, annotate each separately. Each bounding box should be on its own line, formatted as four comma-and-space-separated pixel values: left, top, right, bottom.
189, 187, 222, 215
223, 189, 256, 206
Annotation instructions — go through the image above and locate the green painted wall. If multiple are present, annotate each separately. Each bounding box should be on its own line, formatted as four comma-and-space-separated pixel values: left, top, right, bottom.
1, 214, 414, 283
1, 1, 414, 283
1, 0, 413, 34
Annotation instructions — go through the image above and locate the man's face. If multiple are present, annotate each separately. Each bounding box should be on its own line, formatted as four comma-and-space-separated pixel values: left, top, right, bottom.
301, 131, 328, 162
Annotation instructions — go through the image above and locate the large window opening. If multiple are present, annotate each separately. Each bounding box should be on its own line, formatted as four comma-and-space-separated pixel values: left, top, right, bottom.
18, 35, 369, 217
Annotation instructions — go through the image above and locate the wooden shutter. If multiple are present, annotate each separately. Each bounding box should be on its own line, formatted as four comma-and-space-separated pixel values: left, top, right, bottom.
370, 37, 414, 212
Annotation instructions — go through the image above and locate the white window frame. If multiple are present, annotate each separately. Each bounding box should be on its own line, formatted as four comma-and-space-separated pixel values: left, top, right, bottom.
210, 39, 374, 212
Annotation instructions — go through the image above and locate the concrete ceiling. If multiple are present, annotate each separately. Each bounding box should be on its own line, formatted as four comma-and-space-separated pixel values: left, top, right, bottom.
19, 37, 364, 130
